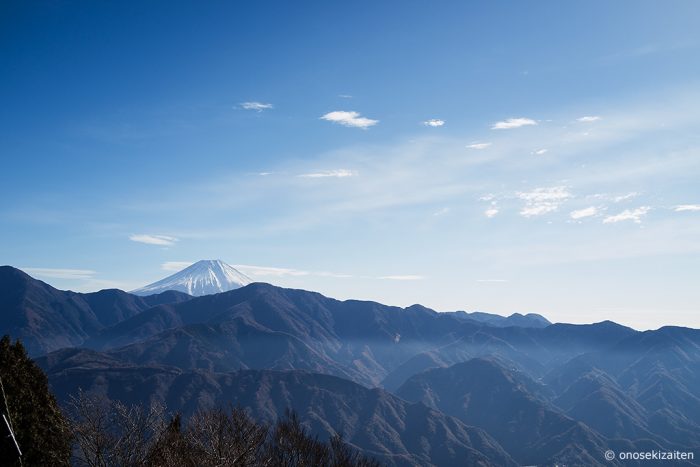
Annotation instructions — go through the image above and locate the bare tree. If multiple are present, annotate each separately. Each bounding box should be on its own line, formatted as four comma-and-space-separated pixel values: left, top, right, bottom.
187, 406, 267, 466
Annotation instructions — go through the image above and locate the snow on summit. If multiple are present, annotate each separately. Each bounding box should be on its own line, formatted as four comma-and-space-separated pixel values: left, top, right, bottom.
131, 259, 252, 296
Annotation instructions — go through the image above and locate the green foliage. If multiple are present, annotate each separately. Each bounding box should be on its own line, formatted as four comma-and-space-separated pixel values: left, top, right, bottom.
0, 335, 71, 466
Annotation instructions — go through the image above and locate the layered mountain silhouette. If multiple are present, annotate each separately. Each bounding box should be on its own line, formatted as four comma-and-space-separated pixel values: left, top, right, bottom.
0, 266, 190, 355
3, 265, 700, 466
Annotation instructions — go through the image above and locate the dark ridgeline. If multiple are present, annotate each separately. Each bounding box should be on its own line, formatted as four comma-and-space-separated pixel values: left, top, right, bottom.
2, 266, 700, 466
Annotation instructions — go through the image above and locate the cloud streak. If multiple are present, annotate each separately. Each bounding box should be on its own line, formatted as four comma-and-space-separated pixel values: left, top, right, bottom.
21, 267, 97, 279
423, 119, 445, 127
299, 169, 356, 178
675, 204, 700, 212
491, 117, 537, 130
570, 206, 598, 219
321, 111, 378, 129
379, 275, 425, 281
517, 186, 572, 217
129, 234, 179, 246
239, 102, 273, 111
603, 206, 651, 224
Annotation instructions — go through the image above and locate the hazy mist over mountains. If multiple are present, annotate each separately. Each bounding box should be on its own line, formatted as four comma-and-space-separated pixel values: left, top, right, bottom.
3, 264, 700, 465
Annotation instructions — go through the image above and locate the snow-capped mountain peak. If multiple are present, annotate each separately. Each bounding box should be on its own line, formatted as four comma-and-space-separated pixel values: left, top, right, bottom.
131, 259, 252, 296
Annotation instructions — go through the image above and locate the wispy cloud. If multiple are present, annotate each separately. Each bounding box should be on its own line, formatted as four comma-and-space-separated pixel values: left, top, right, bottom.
517, 186, 572, 217
485, 207, 499, 218
569, 206, 598, 219
577, 115, 601, 122
423, 119, 445, 127
433, 207, 451, 216
161, 261, 193, 272
320, 111, 378, 129
532, 148, 548, 155
235, 264, 353, 279
129, 234, 179, 246
491, 117, 537, 130
235, 265, 310, 277
466, 142, 492, 150
21, 267, 97, 279
674, 204, 700, 212
299, 169, 356, 178
379, 275, 425, 281
239, 102, 273, 111
589, 192, 639, 203
603, 206, 651, 224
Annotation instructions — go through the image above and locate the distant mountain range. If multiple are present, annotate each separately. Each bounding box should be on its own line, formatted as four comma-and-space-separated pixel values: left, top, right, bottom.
2, 264, 700, 466
131, 259, 252, 296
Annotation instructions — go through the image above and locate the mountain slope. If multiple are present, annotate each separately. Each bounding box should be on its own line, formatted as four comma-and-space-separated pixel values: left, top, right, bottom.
395, 358, 673, 466
41, 360, 517, 467
0, 266, 191, 355
131, 260, 252, 296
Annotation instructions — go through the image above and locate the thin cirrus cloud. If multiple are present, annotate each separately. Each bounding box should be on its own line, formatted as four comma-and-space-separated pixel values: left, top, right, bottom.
20, 267, 96, 279
239, 101, 274, 111
235, 264, 353, 279
320, 110, 378, 129
423, 119, 445, 127
161, 261, 193, 272
466, 142, 492, 149
299, 169, 356, 178
569, 206, 598, 219
603, 206, 651, 224
491, 117, 538, 130
674, 204, 700, 212
379, 275, 425, 281
533, 148, 548, 155
485, 207, 499, 218
577, 115, 601, 122
517, 186, 572, 217
129, 234, 179, 246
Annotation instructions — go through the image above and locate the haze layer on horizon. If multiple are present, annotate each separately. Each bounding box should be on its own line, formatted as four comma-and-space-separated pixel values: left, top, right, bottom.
2, 1, 699, 330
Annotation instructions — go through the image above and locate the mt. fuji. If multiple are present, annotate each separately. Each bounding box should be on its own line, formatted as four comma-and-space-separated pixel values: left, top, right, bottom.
131, 259, 252, 296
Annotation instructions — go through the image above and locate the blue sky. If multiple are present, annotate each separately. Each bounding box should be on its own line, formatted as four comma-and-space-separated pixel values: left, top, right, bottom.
2, 1, 700, 329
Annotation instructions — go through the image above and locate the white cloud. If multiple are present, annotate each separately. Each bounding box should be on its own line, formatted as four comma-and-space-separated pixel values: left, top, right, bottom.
129, 234, 179, 246
569, 206, 598, 219
467, 142, 492, 150
21, 267, 96, 279
234, 264, 352, 279
320, 111, 378, 129
614, 192, 639, 202
603, 206, 651, 224
299, 169, 356, 178
423, 119, 445, 127
674, 204, 700, 212
485, 207, 499, 218
161, 261, 193, 272
517, 186, 572, 217
577, 115, 601, 122
379, 275, 425, 281
235, 265, 310, 277
433, 207, 451, 216
491, 117, 537, 130
338, 94, 353, 99
588, 192, 639, 203
533, 149, 548, 155
239, 102, 273, 111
